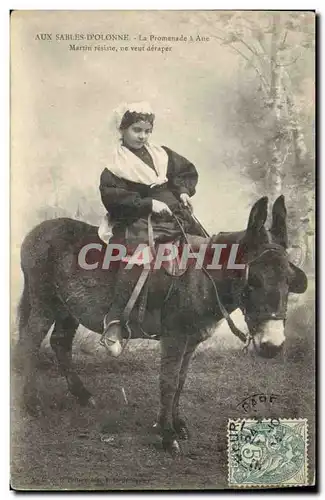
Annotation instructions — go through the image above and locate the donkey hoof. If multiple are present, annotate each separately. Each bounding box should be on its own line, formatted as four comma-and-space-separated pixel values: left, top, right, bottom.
76, 391, 94, 407
177, 425, 190, 441
23, 395, 43, 417
87, 396, 97, 408
152, 421, 161, 434
163, 438, 181, 457
25, 405, 43, 418
174, 419, 190, 440
169, 439, 181, 457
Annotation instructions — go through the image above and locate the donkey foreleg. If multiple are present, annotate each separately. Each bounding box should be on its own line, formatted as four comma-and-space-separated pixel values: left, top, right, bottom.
172, 335, 200, 440
158, 334, 188, 455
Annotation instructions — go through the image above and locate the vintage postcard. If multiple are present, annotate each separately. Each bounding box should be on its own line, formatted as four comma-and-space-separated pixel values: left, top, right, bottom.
10, 10, 315, 490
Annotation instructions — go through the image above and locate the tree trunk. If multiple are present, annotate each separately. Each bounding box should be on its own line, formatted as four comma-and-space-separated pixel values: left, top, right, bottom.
267, 13, 284, 202
285, 87, 314, 271
285, 91, 308, 167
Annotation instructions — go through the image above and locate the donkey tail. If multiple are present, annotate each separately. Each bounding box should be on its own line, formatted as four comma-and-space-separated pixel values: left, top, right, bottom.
17, 269, 31, 338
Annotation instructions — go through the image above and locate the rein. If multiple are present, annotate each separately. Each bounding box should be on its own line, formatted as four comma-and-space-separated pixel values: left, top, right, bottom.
172, 214, 250, 346
172, 215, 287, 348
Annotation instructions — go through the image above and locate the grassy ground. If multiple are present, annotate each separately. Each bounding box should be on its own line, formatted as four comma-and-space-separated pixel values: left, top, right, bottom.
11, 283, 315, 490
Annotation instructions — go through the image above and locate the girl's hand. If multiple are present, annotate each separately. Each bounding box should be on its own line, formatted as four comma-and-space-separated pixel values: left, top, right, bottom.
152, 199, 172, 216
180, 193, 193, 213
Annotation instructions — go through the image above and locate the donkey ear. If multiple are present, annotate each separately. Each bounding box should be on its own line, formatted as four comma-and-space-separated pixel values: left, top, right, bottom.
270, 195, 288, 248
245, 196, 268, 243
288, 262, 308, 294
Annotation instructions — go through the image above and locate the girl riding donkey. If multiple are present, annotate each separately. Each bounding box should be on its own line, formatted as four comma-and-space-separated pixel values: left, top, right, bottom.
99, 102, 205, 354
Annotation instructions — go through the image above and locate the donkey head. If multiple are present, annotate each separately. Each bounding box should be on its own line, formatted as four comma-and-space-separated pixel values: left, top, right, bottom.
241, 195, 308, 358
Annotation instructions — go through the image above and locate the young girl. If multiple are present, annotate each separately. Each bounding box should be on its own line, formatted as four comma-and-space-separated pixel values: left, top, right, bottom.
99, 102, 203, 354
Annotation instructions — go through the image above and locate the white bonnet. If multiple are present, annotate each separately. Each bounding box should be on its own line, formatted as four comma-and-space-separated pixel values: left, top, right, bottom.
113, 101, 154, 129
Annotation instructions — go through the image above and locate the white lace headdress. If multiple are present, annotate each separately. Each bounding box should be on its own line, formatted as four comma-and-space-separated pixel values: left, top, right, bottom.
113, 101, 154, 130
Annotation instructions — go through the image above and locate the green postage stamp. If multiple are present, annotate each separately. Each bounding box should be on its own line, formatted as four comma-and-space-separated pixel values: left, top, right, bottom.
228, 418, 308, 488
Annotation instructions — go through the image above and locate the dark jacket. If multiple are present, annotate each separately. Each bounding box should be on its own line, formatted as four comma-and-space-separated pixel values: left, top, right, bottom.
99, 146, 200, 241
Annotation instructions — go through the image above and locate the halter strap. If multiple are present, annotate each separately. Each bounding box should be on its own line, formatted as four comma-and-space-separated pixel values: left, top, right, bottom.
245, 245, 287, 283
242, 244, 288, 322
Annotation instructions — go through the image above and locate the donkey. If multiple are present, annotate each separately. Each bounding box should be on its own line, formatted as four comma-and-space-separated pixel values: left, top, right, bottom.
15, 195, 307, 454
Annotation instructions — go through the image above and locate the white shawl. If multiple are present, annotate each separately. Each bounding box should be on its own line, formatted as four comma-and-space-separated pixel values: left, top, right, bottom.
107, 142, 168, 187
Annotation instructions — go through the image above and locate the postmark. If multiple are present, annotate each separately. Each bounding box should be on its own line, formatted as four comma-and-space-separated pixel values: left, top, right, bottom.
228, 418, 308, 488
236, 393, 280, 414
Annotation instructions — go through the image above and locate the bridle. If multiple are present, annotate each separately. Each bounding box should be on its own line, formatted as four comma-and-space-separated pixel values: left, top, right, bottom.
219, 244, 288, 349
173, 214, 289, 350
239, 244, 289, 322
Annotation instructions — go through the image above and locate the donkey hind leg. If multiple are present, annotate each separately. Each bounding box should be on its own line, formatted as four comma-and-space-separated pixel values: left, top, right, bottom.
12, 269, 32, 373
21, 306, 54, 417
50, 311, 95, 407
158, 334, 188, 456
172, 336, 200, 441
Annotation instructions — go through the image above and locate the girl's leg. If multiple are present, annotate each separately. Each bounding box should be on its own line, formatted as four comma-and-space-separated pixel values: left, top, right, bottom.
101, 264, 143, 356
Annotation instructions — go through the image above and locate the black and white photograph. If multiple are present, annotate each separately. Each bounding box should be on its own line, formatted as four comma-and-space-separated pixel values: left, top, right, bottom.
10, 10, 315, 490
